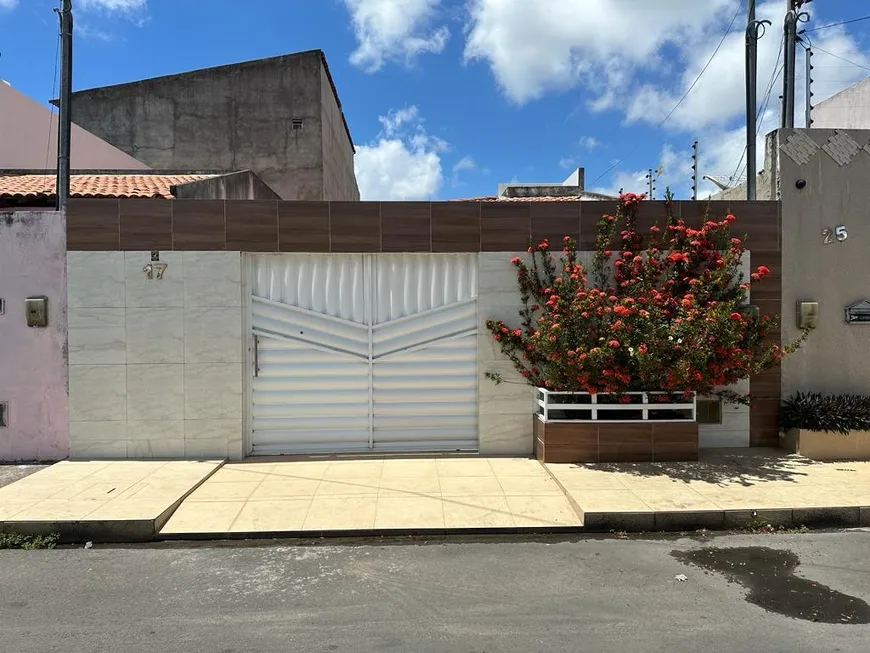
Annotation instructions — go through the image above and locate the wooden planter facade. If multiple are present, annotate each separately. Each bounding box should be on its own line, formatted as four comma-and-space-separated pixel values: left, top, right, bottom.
533, 417, 699, 463
780, 428, 870, 461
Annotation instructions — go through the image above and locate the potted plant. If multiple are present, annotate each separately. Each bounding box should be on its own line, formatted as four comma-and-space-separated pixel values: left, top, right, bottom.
485, 192, 808, 463
780, 392, 870, 461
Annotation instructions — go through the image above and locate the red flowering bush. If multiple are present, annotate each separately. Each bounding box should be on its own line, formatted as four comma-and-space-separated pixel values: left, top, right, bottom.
485, 192, 808, 404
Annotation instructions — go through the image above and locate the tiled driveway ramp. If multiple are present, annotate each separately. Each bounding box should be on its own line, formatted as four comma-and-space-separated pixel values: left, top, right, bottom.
159, 457, 582, 535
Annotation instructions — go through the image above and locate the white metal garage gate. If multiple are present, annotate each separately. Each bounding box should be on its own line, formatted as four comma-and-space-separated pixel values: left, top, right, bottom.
248, 253, 479, 455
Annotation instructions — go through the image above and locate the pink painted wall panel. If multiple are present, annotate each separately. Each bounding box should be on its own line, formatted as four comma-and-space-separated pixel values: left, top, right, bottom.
0, 211, 69, 460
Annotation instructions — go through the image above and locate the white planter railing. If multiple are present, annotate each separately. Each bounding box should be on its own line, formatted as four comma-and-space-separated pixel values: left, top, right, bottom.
536, 388, 697, 423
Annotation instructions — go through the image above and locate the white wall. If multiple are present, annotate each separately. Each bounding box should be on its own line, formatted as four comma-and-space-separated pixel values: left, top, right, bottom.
812, 79, 870, 130
477, 253, 536, 455
67, 251, 244, 460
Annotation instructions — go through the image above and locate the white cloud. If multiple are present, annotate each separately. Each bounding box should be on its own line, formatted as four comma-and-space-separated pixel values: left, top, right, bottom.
0, 0, 18, 10
355, 106, 447, 200
379, 105, 420, 136
344, 0, 449, 72
451, 155, 476, 186
548, 1, 870, 198
464, 0, 734, 104
78, 0, 146, 11
579, 136, 598, 150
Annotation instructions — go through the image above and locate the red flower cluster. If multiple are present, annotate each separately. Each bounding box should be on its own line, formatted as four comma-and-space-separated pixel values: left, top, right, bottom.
485, 193, 808, 403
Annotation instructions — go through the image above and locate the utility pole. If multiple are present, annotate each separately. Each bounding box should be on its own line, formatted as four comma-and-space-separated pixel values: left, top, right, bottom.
804, 44, 814, 127
691, 140, 699, 201
56, 0, 73, 212
781, 0, 812, 129
745, 0, 769, 200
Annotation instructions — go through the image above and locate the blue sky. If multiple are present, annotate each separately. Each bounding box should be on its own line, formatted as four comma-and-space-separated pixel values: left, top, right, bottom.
1, 0, 869, 200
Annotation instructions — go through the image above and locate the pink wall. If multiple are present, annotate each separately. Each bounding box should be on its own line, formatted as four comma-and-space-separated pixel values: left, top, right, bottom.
0, 211, 69, 460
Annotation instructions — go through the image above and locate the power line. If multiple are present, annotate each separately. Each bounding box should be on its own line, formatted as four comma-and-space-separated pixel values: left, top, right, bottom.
806, 15, 870, 33
42, 3, 62, 192
811, 45, 870, 72
590, 4, 743, 186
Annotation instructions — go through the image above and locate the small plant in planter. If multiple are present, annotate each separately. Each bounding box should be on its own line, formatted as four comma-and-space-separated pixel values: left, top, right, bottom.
780, 392, 870, 461
780, 392, 870, 434
486, 191, 807, 404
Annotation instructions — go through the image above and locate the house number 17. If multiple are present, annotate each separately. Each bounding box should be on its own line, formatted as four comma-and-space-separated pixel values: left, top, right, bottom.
822, 225, 848, 244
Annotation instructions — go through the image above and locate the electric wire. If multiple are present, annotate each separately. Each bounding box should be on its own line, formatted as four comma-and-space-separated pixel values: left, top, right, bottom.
42, 3, 62, 193
810, 44, 870, 73
805, 15, 870, 33
590, 4, 743, 186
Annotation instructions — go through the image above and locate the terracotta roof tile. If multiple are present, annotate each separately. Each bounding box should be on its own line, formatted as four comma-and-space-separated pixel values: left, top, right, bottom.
0, 173, 213, 200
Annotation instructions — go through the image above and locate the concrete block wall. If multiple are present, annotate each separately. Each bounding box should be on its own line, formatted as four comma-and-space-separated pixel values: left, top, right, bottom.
67, 251, 244, 460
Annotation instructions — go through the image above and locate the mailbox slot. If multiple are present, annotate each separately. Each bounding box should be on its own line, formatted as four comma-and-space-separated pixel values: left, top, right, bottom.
25, 296, 48, 328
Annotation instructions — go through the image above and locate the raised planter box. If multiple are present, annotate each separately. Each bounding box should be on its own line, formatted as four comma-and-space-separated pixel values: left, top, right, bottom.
534, 389, 699, 463
780, 428, 870, 461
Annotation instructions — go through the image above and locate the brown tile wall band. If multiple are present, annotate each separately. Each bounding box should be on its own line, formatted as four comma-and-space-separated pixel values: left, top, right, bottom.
67, 199, 782, 254
533, 420, 699, 463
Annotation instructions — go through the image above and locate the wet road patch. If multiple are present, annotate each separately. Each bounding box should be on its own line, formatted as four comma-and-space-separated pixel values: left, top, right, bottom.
672, 546, 870, 624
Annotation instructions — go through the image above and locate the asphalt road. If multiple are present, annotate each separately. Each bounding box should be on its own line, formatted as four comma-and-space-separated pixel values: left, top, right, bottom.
1, 531, 868, 652
0, 464, 47, 488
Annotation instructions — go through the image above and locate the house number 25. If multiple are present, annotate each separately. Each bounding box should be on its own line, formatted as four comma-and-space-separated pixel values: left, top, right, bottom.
822, 225, 848, 244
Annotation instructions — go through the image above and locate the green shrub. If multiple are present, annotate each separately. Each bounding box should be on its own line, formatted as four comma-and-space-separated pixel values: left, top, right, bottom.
0, 532, 59, 550
780, 392, 870, 435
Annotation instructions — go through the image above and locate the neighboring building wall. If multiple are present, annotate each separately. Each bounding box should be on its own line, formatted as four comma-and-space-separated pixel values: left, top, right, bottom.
776, 128, 870, 397
708, 170, 773, 202
68, 51, 356, 201
812, 78, 870, 129
67, 251, 244, 460
320, 66, 359, 202
173, 171, 280, 200
0, 211, 69, 461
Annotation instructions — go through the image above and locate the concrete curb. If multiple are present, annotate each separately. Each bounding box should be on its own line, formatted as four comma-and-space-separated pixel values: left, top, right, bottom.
156, 525, 587, 541
580, 505, 870, 533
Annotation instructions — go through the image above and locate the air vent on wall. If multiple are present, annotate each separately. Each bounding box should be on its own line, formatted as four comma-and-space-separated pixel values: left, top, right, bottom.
696, 399, 723, 425
291, 118, 304, 131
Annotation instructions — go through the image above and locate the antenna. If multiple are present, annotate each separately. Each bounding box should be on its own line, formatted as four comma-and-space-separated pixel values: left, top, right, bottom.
691, 140, 699, 200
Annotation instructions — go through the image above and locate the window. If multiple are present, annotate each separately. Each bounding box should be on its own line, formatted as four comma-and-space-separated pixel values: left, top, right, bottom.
0, 402, 7, 428
0, 298, 5, 315
696, 398, 723, 425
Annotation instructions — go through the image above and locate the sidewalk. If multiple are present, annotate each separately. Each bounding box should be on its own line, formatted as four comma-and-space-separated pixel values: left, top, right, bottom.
159, 457, 581, 536
0, 460, 221, 541
0, 450, 867, 541
548, 448, 870, 531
